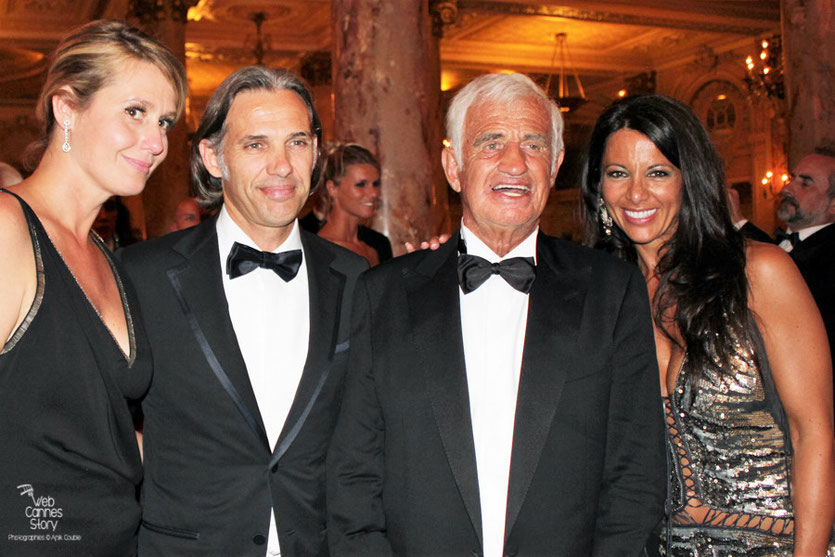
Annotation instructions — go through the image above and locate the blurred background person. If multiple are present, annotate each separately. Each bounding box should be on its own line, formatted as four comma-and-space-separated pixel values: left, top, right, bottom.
582, 94, 834, 555
727, 185, 773, 243
169, 196, 203, 232
0, 19, 185, 556
776, 148, 835, 407
93, 196, 138, 251
316, 142, 392, 265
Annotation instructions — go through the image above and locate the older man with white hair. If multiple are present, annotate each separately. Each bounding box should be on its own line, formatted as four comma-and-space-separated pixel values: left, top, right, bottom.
327, 73, 665, 556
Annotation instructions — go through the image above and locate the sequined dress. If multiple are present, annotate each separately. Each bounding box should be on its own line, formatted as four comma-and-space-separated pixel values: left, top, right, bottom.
658, 323, 835, 556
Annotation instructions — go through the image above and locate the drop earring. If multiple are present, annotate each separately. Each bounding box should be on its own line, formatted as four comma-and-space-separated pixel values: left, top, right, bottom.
598, 198, 613, 236
62, 119, 71, 153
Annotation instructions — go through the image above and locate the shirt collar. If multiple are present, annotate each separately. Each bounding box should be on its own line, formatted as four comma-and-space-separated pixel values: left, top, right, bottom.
216, 204, 303, 259
791, 222, 832, 242
460, 222, 538, 264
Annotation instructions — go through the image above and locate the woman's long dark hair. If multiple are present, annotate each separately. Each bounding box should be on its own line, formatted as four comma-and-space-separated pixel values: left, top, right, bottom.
581, 95, 749, 376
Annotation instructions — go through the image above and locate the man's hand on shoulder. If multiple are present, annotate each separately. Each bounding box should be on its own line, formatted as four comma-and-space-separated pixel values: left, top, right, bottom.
404, 233, 450, 253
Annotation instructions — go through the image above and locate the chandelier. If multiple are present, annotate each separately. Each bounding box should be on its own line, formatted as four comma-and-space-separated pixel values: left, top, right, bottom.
744, 35, 784, 99
545, 33, 587, 113
245, 12, 271, 66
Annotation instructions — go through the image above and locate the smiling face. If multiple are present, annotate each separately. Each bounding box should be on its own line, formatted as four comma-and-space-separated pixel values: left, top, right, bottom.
200, 88, 317, 251
328, 163, 381, 220
67, 59, 177, 199
777, 154, 835, 229
443, 95, 561, 254
600, 128, 683, 265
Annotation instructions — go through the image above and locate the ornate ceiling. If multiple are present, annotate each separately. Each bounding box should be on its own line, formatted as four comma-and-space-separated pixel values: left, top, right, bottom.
0, 0, 780, 107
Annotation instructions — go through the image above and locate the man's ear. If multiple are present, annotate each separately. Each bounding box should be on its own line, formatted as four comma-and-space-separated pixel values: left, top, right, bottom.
551, 149, 566, 184
199, 139, 223, 179
441, 146, 462, 193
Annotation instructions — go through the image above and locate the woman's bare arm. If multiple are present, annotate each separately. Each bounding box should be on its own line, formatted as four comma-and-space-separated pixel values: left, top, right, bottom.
747, 242, 835, 555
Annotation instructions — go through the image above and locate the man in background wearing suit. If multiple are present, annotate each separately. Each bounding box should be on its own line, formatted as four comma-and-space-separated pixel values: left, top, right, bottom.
777, 147, 835, 402
121, 67, 367, 556
327, 73, 666, 556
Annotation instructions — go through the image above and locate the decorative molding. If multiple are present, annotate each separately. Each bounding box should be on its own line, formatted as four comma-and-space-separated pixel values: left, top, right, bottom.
20, 0, 75, 11
457, 1, 776, 35
430, 0, 459, 38
185, 43, 300, 68
129, 0, 199, 24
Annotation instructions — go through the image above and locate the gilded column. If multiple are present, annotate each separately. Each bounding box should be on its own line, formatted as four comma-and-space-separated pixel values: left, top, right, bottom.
781, 0, 835, 164
127, 0, 196, 239
332, 0, 451, 254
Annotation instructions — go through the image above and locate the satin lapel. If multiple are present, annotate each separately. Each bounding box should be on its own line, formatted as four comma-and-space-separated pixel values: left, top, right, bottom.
167, 221, 270, 450
270, 234, 342, 466
504, 234, 586, 537
410, 235, 483, 545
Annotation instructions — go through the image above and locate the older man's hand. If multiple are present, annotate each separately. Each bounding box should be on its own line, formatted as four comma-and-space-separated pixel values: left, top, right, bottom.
404, 234, 451, 253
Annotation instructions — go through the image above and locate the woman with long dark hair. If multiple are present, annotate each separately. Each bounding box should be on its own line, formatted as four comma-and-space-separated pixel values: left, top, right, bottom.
582, 95, 834, 555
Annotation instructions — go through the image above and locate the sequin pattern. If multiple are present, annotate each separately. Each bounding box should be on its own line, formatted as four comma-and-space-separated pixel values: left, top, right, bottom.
658, 333, 835, 555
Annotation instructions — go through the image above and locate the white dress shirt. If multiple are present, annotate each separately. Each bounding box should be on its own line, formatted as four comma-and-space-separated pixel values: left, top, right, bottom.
458, 224, 536, 557
778, 222, 831, 253
217, 207, 310, 556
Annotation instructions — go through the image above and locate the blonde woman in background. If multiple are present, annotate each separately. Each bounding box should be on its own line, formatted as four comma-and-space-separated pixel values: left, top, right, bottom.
317, 143, 392, 265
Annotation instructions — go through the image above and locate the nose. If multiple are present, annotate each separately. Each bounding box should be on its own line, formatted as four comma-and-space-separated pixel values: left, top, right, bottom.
781, 176, 798, 196
498, 142, 526, 176
626, 176, 649, 203
143, 123, 166, 156
266, 147, 293, 177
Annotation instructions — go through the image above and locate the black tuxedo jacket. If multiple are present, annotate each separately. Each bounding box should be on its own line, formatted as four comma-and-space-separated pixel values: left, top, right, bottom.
790, 224, 835, 386
740, 221, 774, 244
327, 231, 666, 556
120, 216, 367, 556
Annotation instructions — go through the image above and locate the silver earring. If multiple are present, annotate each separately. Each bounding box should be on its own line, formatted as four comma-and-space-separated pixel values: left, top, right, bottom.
62, 120, 71, 153
598, 199, 613, 236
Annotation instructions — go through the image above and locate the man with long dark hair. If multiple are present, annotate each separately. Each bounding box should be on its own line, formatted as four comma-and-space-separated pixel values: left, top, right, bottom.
121, 66, 367, 556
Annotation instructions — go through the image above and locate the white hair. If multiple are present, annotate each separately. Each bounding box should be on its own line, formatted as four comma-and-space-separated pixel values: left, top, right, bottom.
445, 73, 564, 172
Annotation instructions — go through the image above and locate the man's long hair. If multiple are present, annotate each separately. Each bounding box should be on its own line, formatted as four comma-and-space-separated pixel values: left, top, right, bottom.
191, 66, 322, 209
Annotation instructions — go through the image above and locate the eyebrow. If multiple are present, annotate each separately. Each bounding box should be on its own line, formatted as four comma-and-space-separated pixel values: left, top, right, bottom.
126, 97, 177, 119
522, 133, 548, 143
473, 132, 505, 146
239, 134, 269, 144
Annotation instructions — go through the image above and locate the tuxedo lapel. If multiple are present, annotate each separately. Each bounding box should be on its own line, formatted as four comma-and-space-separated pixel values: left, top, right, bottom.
166, 220, 270, 450
504, 234, 586, 537
270, 233, 344, 466
409, 235, 483, 545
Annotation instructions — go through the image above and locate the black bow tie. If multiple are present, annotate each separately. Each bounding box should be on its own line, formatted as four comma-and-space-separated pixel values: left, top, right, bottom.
457, 238, 536, 294
226, 242, 302, 281
775, 229, 800, 247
